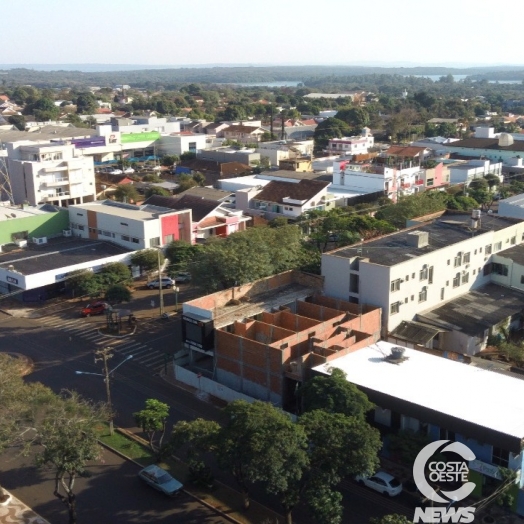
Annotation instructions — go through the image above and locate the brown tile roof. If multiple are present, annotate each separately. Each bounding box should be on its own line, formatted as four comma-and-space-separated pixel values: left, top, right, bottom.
223, 125, 263, 134
253, 179, 329, 205
180, 159, 251, 179
220, 162, 251, 177
143, 194, 219, 222
386, 145, 427, 157
448, 137, 524, 152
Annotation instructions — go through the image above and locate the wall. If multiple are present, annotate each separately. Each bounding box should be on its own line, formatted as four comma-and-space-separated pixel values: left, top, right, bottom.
491, 252, 524, 291
0, 210, 70, 245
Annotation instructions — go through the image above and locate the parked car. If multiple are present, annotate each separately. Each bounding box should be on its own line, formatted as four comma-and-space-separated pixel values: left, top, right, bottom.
174, 272, 191, 283
80, 301, 109, 317
147, 277, 175, 289
108, 168, 123, 175
123, 167, 135, 174
138, 464, 183, 496
356, 471, 403, 497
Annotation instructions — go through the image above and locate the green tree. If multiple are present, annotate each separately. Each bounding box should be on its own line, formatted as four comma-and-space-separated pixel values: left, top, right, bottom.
66, 269, 102, 298
180, 151, 197, 161
35, 392, 109, 524
370, 515, 412, 524
175, 173, 198, 193
217, 400, 308, 512
74, 92, 98, 114
142, 173, 162, 183
160, 154, 179, 166
98, 262, 132, 287
31, 97, 60, 121
0, 354, 53, 503
299, 368, 374, 419
313, 118, 352, 152
130, 249, 163, 275
192, 172, 206, 186
165, 240, 201, 271
133, 399, 170, 455
7, 115, 26, 130
145, 186, 171, 198
335, 106, 370, 130
104, 284, 132, 304
114, 183, 140, 203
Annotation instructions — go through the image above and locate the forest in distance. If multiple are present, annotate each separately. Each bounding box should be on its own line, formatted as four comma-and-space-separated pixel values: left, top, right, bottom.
0, 64, 523, 89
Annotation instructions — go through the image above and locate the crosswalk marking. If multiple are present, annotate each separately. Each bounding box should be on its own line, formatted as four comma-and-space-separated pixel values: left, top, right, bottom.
37, 313, 164, 371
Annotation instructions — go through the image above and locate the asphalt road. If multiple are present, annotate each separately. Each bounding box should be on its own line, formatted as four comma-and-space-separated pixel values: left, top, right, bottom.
0, 307, 418, 524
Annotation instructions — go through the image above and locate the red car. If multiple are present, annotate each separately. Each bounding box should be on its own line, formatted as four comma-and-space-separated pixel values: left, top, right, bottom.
80, 301, 109, 317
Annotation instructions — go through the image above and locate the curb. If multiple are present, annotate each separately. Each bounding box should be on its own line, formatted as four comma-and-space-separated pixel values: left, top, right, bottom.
101, 428, 243, 524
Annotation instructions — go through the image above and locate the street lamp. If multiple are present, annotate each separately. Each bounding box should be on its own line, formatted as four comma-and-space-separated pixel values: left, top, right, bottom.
173, 286, 180, 312
156, 246, 165, 317
75, 348, 133, 435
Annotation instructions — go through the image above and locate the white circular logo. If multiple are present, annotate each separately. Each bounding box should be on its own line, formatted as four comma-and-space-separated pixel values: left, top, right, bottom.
413, 440, 476, 503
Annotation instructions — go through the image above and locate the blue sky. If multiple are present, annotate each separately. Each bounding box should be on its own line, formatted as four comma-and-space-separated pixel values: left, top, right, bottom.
2, 0, 523, 68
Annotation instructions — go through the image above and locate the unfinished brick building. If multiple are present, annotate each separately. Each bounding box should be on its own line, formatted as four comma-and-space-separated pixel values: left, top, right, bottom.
182, 271, 381, 408
216, 295, 381, 407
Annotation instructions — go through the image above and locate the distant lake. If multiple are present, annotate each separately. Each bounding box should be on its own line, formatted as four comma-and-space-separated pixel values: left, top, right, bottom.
488, 79, 522, 84
219, 81, 302, 87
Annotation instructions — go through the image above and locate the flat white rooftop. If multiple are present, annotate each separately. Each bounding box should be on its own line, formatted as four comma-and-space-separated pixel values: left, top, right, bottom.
312, 340, 524, 440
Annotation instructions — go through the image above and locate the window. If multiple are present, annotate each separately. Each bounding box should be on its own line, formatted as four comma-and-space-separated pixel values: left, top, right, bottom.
511, 236, 516, 245
492, 447, 509, 468
390, 279, 401, 292
440, 288, 445, 300
492, 263, 509, 276
78, 225, 84, 231
164, 234, 174, 243
132, 237, 139, 244
404, 297, 408, 303
418, 287, 427, 303
484, 263, 492, 276
411, 295, 414, 301
521, 275, 524, 284
419, 265, 428, 281
494, 241, 502, 252
463, 252, 471, 264
412, 273, 415, 279
447, 259, 450, 265
405, 275, 409, 281
473, 269, 476, 275
390, 302, 400, 315
439, 428, 456, 441
120, 222, 128, 226
485, 244, 492, 255
474, 249, 477, 255
462, 272, 469, 284
452, 273, 460, 288
454, 252, 462, 268
428, 266, 434, 284
76, 213, 84, 217
149, 237, 160, 247
121, 235, 130, 242
480, 247, 483, 253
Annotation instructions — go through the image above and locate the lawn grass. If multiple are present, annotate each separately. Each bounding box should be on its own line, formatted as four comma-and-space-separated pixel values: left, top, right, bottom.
95, 424, 154, 464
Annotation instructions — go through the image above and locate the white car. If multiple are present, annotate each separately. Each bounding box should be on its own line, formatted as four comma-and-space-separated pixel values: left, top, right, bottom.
147, 277, 175, 289
356, 471, 403, 497
123, 167, 135, 174
108, 168, 123, 175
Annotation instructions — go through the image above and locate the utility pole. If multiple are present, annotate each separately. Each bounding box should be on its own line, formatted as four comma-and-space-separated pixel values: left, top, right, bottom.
157, 247, 164, 316
95, 347, 114, 435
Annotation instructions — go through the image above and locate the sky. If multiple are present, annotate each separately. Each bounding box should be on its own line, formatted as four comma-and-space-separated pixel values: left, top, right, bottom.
2, 0, 524, 69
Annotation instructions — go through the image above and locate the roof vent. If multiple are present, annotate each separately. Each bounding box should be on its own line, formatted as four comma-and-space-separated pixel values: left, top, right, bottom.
384, 346, 409, 365
406, 230, 429, 248
498, 133, 514, 147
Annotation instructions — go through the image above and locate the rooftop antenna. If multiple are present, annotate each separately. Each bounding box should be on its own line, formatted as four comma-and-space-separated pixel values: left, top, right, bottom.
0, 151, 14, 205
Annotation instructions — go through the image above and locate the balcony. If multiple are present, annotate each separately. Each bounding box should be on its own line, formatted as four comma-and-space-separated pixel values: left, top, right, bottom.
401, 183, 411, 189
414, 179, 424, 186
44, 178, 69, 187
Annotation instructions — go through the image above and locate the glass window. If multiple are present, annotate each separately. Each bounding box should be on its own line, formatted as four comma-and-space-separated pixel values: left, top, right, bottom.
418, 287, 427, 303
390, 302, 400, 315
149, 237, 160, 247
492, 447, 509, 468
462, 272, 469, 284
494, 241, 502, 252
121, 235, 130, 242
453, 273, 460, 288
492, 263, 509, 276
390, 279, 401, 292
511, 236, 516, 245
454, 253, 462, 267
463, 252, 470, 264
419, 265, 428, 281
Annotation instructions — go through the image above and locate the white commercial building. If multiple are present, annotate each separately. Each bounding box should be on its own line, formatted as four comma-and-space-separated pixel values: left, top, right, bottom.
322, 212, 524, 342
156, 133, 210, 156
498, 194, 524, 221
449, 159, 502, 185
6, 141, 96, 206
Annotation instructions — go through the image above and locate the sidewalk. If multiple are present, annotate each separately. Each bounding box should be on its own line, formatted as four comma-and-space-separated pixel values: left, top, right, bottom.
0, 492, 50, 524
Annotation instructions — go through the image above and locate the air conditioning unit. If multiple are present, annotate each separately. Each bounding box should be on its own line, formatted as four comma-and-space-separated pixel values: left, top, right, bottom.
14, 239, 27, 248
63, 229, 72, 237
32, 236, 48, 245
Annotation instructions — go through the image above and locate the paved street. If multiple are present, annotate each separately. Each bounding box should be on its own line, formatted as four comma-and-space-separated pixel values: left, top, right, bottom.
0, 307, 420, 524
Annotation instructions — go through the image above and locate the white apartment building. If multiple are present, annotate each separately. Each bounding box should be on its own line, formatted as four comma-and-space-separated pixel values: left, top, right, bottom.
322, 212, 524, 340
156, 133, 210, 156
6, 141, 96, 206
325, 128, 374, 155
331, 159, 423, 200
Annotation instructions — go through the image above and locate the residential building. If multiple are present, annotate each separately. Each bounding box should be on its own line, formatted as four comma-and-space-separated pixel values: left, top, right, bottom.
325, 128, 374, 155
6, 140, 96, 206
312, 340, 524, 515
497, 194, 524, 220
256, 139, 314, 168
238, 179, 333, 220
143, 194, 250, 242
278, 157, 312, 172
222, 125, 265, 144
445, 132, 524, 162
68, 200, 192, 250
321, 211, 524, 347
181, 270, 381, 406
197, 147, 260, 166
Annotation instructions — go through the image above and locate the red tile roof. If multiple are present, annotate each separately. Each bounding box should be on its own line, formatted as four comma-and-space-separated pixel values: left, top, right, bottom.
253, 179, 329, 205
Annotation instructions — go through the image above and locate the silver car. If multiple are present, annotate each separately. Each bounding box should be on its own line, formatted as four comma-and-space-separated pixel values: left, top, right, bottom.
138, 464, 183, 496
